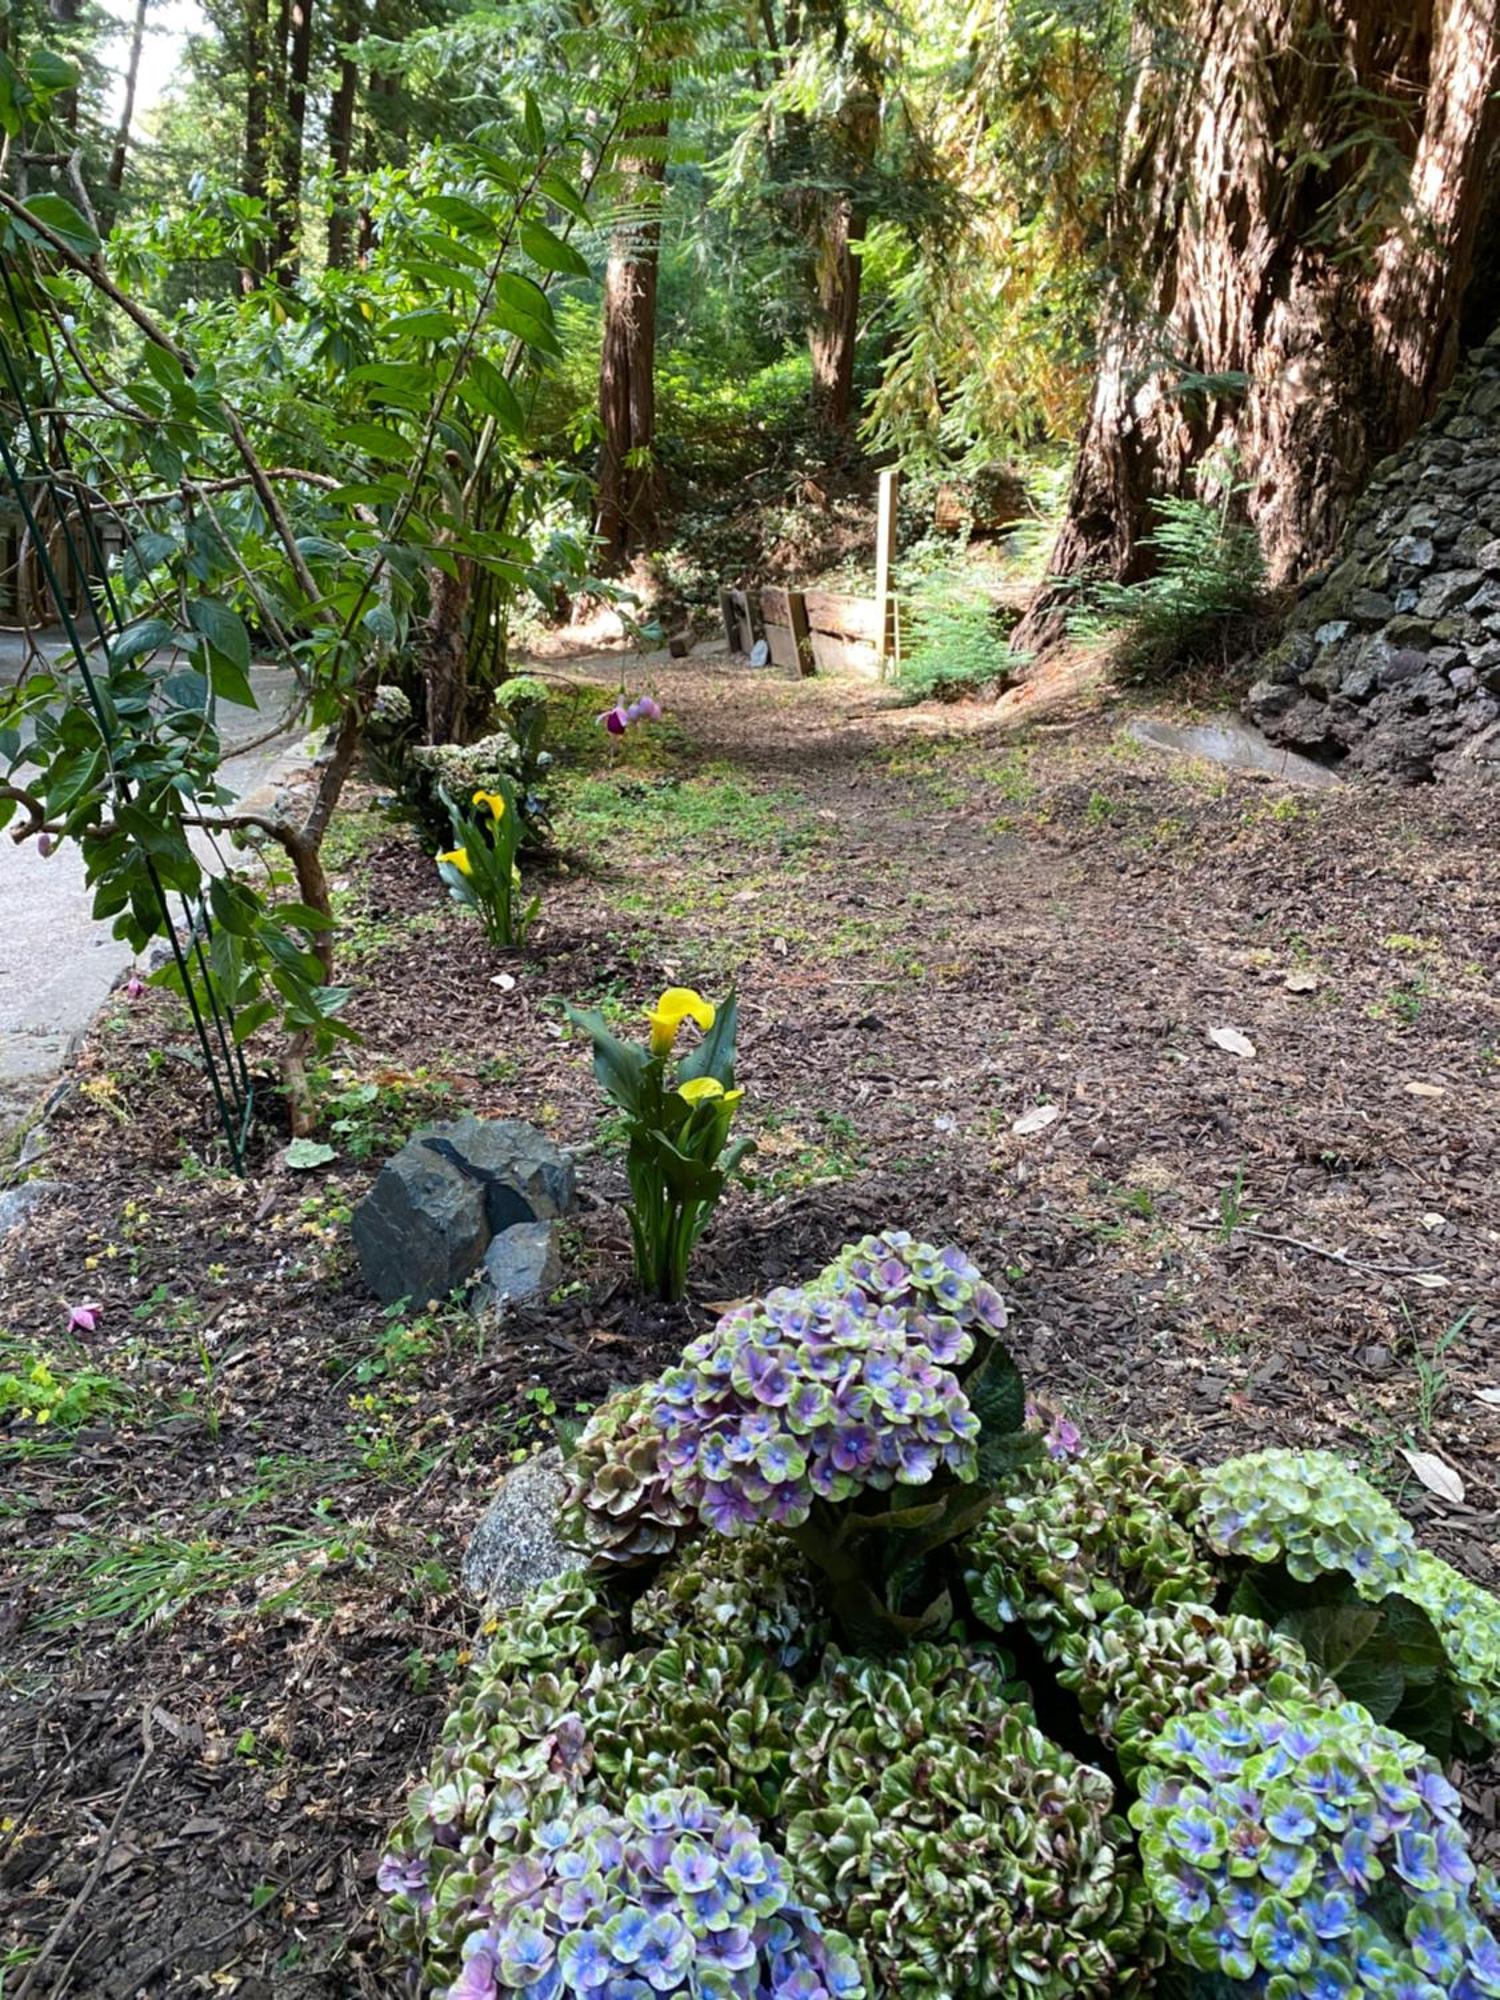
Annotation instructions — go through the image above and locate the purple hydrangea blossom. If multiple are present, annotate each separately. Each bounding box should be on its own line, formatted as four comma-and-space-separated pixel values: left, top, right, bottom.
653, 1234, 1007, 1537
443, 1787, 864, 2000
1132, 1695, 1500, 1998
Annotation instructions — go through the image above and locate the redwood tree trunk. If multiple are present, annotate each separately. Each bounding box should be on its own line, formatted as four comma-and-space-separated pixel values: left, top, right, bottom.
1016, 0, 1500, 652
107, 0, 149, 196
595, 106, 668, 571
325, 0, 361, 271
271, 0, 316, 282
243, 0, 271, 283
807, 76, 880, 430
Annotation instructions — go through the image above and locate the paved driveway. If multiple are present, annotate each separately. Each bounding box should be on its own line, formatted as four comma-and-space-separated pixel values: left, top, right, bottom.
0, 631, 310, 1136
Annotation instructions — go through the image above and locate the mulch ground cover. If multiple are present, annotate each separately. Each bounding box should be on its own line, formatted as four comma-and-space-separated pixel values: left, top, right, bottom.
1, 651, 1497, 1994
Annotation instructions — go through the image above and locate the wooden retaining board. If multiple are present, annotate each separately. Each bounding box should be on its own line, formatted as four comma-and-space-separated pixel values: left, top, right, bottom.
760, 585, 813, 677
803, 589, 886, 680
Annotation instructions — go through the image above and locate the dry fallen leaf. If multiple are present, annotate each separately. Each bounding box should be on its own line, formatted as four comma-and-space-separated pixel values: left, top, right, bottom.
1011, 1103, 1061, 1137
1403, 1081, 1445, 1098
489, 971, 517, 991
1475, 1387, 1500, 1408
1208, 1026, 1256, 1058
1408, 1272, 1450, 1290
1284, 969, 1319, 993
1398, 1447, 1465, 1506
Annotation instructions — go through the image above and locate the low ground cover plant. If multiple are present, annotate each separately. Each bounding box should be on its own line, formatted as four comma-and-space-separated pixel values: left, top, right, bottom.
382, 1232, 1500, 2000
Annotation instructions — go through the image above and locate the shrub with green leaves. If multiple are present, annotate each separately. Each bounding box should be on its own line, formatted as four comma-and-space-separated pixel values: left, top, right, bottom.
557, 1380, 697, 1571
1130, 1692, 1500, 1997
1055, 1602, 1328, 1776
783, 1645, 1152, 1997
1197, 1447, 1418, 1600
1069, 488, 1268, 673
582, 1639, 796, 1821
1405, 1551, 1500, 1746
965, 1444, 1213, 1652
631, 1524, 827, 1669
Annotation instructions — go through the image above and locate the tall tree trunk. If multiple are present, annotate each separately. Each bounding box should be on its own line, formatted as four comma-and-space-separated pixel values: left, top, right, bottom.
1016, 0, 1500, 653
271, 0, 315, 282
595, 102, 668, 571
806, 74, 880, 430
48, 0, 79, 128
325, 0, 362, 271
243, 0, 271, 282
107, 0, 149, 197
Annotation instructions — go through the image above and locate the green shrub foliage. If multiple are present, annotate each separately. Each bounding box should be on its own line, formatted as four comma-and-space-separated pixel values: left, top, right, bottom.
383, 1237, 1500, 2000
965, 1444, 1213, 1650
631, 1524, 828, 1669
783, 1645, 1153, 1997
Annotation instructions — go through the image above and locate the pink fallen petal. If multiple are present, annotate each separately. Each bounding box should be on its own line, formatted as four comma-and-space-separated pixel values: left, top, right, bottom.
67, 1301, 103, 1334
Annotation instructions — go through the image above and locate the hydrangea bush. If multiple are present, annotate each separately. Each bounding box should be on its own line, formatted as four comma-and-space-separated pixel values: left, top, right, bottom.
965, 1444, 1213, 1653
1131, 1692, 1500, 1998
383, 1233, 1500, 2000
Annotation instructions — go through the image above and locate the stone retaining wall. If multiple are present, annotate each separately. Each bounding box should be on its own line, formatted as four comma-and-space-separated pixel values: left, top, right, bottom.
1247, 328, 1500, 780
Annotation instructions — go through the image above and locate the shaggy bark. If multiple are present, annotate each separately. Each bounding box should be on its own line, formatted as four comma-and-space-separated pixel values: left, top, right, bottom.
1016, 0, 1500, 652
325, 0, 362, 270
107, 0, 149, 196
806, 75, 880, 430
270, 0, 316, 282
595, 103, 668, 570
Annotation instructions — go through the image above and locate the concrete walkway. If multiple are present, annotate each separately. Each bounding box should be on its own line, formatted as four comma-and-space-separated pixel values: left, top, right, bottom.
0, 630, 311, 1140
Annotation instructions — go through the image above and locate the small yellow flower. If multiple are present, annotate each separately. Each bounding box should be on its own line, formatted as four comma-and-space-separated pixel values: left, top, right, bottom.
677, 1076, 742, 1109
647, 987, 715, 1059
472, 788, 506, 821
438, 847, 473, 878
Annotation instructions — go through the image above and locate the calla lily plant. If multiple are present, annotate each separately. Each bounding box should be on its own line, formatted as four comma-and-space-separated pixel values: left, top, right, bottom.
435, 774, 539, 949
565, 986, 753, 1302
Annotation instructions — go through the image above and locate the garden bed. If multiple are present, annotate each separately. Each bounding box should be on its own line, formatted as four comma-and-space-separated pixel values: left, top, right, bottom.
1, 654, 1497, 1994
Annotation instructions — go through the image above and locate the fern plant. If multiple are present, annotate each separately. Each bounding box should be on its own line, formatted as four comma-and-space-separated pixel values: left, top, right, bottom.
1069, 490, 1268, 674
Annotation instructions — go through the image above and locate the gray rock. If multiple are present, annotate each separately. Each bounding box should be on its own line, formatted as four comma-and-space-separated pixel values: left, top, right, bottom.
1313, 620, 1351, 646
352, 1147, 489, 1306
1348, 591, 1394, 624
1390, 535, 1435, 569
420, 1114, 576, 1226
1415, 570, 1481, 620
1378, 647, 1428, 690
461, 1447, 578, 1609
471, 1219, 562, 1313
1477, 539, 1500, 573
352, 1115, 576, 1307
0, 1179, 63, 1241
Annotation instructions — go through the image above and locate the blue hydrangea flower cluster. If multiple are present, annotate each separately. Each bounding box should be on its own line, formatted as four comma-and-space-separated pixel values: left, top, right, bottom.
1405, 1553, 1500, 1747
652, 1233, 1009, 1536
444, 1785, 865, 2000
1130, 1692, 1500, 1998
1197, 1450, 1418, 1599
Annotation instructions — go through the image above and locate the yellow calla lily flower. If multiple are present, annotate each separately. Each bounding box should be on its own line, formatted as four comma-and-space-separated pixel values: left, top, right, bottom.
678, 1076, 724, 1105
473, 788, 506, 821
438, 846, 473, 878
677, 1077, 744, 1111
647, 986, 715, 1059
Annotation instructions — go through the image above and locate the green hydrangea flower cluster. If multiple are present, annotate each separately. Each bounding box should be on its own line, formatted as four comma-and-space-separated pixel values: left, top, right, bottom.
557, 1381, 696, 1570
1131, 1691, 1500, 1997
581, 1640, 796, 1821
631, 1524, 827, 1668
1197, 1448, 1417, 1597
1406, 1551, 1500, 1745
782, 1644, 1152, 1998
1054, 1603, 1328, 1776
965, 1444, 1213, 1651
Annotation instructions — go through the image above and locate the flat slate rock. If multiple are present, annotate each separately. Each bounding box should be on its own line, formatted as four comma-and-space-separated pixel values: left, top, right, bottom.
0, 1180, 65, 1241
461, 1447, 579, 1609
471, 1219, 562, 1315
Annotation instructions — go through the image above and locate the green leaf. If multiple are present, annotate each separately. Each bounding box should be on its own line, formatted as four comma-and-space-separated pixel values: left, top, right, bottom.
338, 420, 412, 462
964, 1337, 1027, 1442
384, 307, 458, 343
109, 618, 174, 666
457, 355, 525, 435
28, 48, 80, 94
284, 1138, 336, 1170
539, 172, 589, 223
677, 988, 737, 1086
563, 1004, 647, 1115
188, 599, 251, 672
520, 218, 589, 278
23, 190, 98, 256
522, 88, 545, 155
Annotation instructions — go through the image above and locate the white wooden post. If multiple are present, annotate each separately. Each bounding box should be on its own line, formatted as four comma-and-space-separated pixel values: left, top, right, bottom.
874, 468, 898, 674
